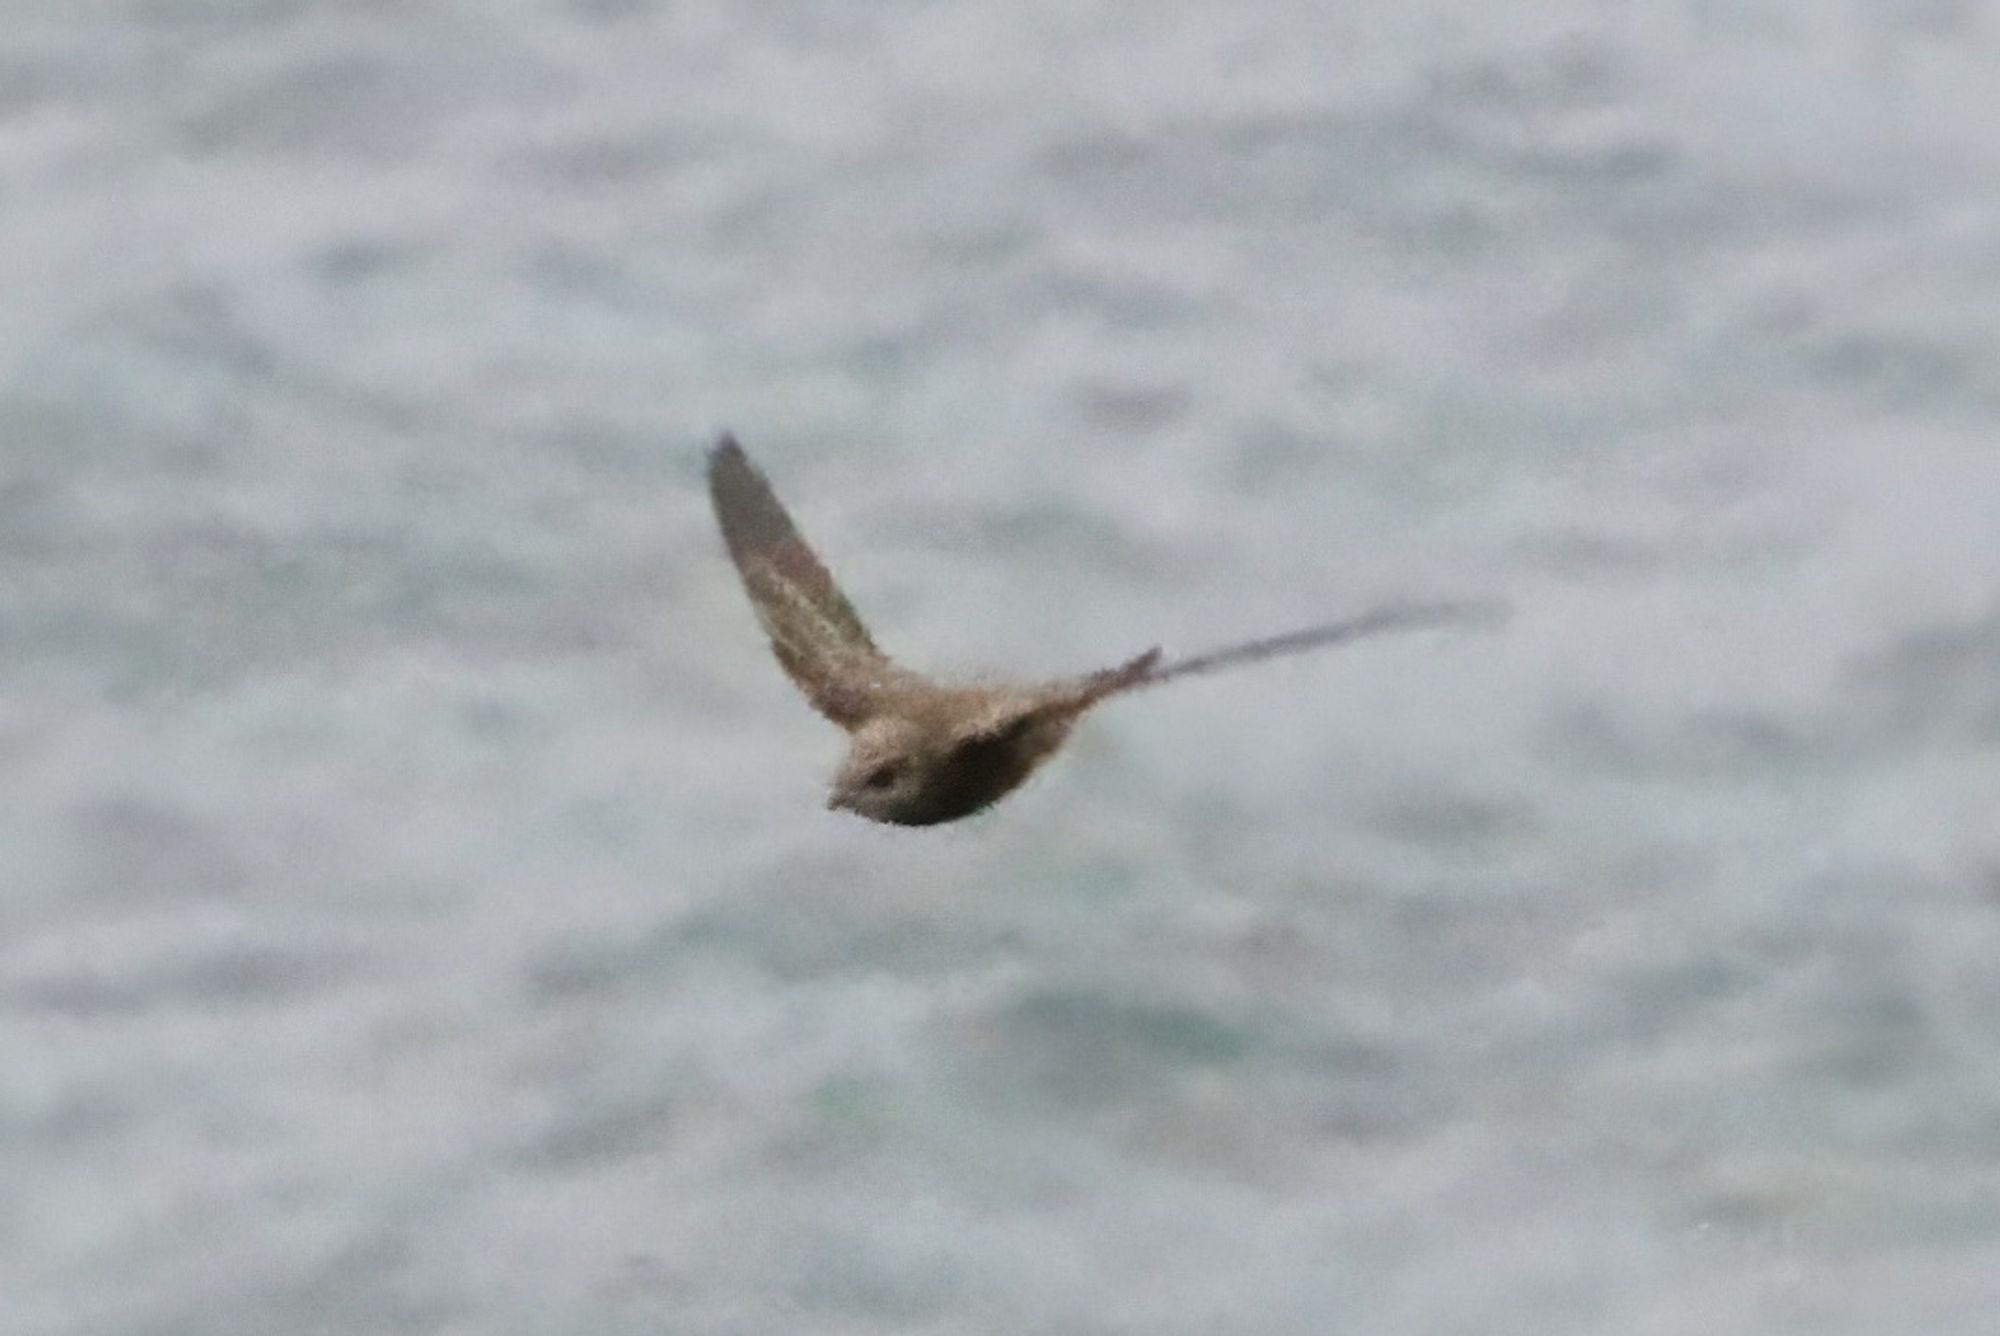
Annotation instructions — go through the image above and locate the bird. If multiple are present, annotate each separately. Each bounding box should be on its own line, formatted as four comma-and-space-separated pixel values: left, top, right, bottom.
706, 433, 1500, 826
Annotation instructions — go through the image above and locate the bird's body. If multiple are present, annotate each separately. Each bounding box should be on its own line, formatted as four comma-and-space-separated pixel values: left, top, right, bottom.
706, 434, 1494, 825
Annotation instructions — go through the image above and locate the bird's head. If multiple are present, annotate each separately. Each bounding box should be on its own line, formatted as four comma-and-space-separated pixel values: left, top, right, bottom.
828, 716, 938, 824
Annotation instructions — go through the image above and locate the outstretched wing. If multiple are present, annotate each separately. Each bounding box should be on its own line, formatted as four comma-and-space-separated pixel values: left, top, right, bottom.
943, 648, 1163, 761
1104, 600, 1504, 696
707, 434, 904, 726
1128, 599, 1508, 690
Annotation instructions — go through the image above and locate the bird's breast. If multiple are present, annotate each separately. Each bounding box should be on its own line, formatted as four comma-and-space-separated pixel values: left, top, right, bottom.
892, 713, 1076, 825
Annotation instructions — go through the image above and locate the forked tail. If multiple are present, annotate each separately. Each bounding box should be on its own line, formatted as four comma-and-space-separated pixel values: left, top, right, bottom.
1116, 598, 1507, 693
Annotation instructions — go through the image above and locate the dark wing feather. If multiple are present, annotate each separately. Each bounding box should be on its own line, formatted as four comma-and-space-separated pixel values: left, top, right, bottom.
707, 434, 902, 726
1128, 599, 1508, 690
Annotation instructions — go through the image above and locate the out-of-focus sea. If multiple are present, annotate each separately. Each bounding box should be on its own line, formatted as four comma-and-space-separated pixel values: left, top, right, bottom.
4, 2, 1999, 1332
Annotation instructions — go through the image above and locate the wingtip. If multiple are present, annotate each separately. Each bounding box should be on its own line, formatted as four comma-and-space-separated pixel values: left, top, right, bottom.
707, 433, 755, 491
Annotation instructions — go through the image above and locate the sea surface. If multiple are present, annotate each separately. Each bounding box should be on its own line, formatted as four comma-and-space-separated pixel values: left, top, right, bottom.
5, 2, 2000, 1333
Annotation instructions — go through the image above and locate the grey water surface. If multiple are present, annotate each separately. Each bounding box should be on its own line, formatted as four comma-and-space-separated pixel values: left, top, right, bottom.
5, 2, 2000, 1333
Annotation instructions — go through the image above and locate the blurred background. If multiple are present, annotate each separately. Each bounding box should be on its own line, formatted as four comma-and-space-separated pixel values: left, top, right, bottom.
4, 1, 1999, 1332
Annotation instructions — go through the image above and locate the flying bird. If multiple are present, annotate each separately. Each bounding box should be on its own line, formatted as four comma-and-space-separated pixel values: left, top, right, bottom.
707, 433, 1498, 826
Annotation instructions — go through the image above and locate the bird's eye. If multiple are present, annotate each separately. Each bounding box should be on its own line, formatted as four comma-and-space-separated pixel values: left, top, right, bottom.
863, 761, 903, 789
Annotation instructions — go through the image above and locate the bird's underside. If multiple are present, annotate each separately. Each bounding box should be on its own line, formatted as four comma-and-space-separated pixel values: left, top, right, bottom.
706, 433, 1498, 825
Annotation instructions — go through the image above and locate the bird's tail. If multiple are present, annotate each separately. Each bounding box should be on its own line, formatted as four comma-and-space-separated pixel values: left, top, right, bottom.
1109, 598, 1507, 694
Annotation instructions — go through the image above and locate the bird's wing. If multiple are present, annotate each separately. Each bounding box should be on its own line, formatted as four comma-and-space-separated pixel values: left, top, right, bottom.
944, 648, 1163, 757
946, 601, 1499, 749
707, 434, 906, 727
1069, 647, 1165, 702
1130, 599, 1508, 690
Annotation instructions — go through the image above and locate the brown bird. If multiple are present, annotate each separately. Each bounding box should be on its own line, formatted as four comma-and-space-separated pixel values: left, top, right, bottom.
707, 433, 1499, 826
